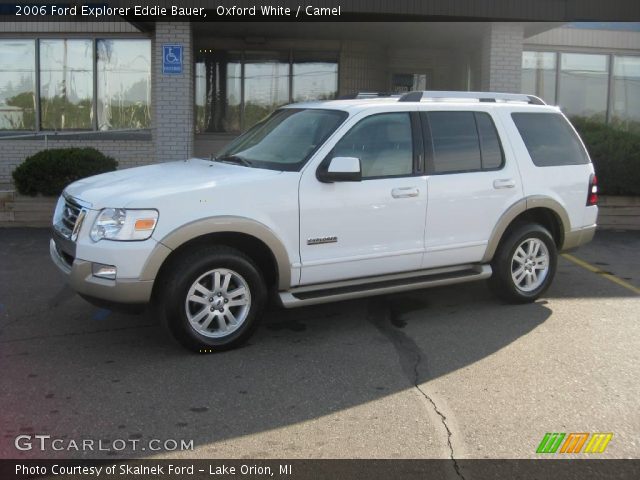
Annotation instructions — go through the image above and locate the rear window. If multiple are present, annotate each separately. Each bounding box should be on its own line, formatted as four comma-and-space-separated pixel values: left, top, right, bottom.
511, 112, 589, 167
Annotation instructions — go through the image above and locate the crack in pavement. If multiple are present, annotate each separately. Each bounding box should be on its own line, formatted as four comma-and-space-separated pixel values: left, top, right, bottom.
367, 296, 466, 480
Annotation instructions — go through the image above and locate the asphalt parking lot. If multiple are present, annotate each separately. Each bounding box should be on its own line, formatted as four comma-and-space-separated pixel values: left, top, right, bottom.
0, 228, 638, 462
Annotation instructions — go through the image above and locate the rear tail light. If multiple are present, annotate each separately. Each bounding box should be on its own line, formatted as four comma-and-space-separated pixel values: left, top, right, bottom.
587, 174, 598, 206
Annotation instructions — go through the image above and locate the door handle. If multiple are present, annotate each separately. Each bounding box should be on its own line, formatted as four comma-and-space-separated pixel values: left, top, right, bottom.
493, 179, 516, 189
391, 187, 419, 198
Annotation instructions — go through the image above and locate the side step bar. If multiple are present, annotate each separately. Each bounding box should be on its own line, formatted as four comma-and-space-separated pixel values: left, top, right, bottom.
279, 264, 492, 308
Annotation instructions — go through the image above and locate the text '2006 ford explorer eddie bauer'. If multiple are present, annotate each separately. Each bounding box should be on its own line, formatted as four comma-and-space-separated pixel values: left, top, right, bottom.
50, 91, 598, 352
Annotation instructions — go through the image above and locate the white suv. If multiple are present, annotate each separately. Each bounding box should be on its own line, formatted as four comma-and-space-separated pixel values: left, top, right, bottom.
50, 91, 598, 352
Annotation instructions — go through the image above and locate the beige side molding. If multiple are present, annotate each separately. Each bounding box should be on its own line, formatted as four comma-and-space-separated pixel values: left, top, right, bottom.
143, 216, 292, 289
482, 196, 571, 262
526, 195, 572, 238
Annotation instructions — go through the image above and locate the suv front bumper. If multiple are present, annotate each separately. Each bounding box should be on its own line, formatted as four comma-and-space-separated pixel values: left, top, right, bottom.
50, 237, 154, 304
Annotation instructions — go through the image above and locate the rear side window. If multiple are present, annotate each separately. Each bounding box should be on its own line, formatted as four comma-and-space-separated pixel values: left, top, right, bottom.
511, 112, 589, 166
423, 111, 504, 174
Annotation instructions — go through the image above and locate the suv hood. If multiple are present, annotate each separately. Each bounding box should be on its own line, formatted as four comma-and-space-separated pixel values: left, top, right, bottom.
64, 158, 281, 209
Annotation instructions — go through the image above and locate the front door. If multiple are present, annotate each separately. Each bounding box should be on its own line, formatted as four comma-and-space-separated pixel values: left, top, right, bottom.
298, 111, 427, 285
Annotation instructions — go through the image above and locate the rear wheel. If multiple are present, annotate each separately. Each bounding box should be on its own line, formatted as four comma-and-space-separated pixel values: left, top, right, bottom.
159, 246, 266, 352
489, 223, 557, 303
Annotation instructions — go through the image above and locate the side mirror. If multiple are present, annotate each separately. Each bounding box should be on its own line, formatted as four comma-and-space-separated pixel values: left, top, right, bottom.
317, 156, 362, 183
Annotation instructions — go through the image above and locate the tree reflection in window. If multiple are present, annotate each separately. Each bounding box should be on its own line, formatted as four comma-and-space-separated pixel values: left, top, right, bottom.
97, 40, 151, 130
40, 40, 94, 130
0, 40, 36, 130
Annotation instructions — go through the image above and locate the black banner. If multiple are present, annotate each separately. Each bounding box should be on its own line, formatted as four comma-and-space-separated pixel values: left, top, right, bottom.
2, 459, 640, 480
2, 0, 640, 22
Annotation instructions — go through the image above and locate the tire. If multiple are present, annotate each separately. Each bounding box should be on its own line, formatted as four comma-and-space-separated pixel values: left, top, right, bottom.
158, 245, 267, 352
488, 223, 557, 304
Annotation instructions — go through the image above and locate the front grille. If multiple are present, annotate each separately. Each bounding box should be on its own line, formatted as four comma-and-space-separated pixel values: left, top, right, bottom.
61, 199, 82, 233
53, 196, 86, 241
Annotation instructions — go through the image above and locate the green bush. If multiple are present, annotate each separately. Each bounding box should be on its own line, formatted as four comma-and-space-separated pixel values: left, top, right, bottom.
571, 117, 640, 196
12, 148, 118, 197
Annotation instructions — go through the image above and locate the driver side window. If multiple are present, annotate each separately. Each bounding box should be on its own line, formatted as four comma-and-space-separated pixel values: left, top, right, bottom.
332, 112, 413, 179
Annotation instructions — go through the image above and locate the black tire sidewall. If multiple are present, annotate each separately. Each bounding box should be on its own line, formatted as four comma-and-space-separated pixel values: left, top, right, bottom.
163, 247, 266, 352
492, 224, 558, 303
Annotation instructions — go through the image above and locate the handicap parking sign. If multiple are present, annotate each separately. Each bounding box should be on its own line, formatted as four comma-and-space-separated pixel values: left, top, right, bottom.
163, 44, 183, 74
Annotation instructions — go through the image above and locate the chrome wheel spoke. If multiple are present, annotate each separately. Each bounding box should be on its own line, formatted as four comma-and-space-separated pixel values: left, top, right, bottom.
188, 294, 209, 305
193, 283, 211, 296
514, 247, 527, 263
531, 241, 541, 257
227, 298, 248, 308
217, 314, 228, 332
190, 307, 209, 324
201, 312, 216, 329
227, 286, 247, 299
221, 273, 231, 293
225, 311, 238, 326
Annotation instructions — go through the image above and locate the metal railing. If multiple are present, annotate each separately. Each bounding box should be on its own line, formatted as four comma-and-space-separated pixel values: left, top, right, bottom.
0, 128, 151, 144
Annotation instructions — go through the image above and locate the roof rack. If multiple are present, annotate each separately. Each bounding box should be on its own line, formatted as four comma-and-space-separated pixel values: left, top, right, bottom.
398, 91, 546, 105
339, 92, 401, 100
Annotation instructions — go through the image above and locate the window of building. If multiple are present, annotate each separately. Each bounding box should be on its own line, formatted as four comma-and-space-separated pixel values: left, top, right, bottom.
521, 51, 556, 104
425, 111, 503, 174
332, 113, 413, 179
97, 39, 151, 130
0, 40, 36, 130
293, 51, 339, 102
610, 56, 640, 132
0, 38, 151, 132
522, 50, 640, 133
559, 53, 609, 120
244, 52, 290, 129
195, 50, 338, 133
40, 40, 94, 130
511, 112, 589, 167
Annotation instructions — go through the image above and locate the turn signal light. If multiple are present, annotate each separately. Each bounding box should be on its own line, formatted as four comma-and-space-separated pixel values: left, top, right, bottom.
134, 218, 157, 231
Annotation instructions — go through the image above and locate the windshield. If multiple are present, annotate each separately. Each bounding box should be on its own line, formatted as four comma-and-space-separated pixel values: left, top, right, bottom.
216, 108, 348, 171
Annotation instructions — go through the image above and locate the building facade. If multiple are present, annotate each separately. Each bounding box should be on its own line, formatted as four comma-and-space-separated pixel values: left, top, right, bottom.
1, 12, 639, 188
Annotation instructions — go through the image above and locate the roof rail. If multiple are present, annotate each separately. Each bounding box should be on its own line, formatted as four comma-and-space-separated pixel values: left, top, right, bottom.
398, 91, 546, 105
339, 92, 401, 100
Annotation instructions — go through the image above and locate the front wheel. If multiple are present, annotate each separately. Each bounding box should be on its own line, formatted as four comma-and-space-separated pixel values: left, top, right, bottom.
489, 223, 558, 303
159, 246, 266, 352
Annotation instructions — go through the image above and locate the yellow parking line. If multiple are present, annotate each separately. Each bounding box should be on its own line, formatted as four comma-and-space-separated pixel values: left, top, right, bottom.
562, 253, 640, 295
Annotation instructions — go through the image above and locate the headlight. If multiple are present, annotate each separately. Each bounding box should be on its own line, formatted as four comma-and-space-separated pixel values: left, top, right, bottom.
90, 208, 158, 242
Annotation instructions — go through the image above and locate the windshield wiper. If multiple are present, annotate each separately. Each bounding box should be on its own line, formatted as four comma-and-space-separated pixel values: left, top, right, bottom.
215, 154, 253, 167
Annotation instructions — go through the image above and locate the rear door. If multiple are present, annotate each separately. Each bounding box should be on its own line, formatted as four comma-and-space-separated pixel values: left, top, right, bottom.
420, 109, 524, 269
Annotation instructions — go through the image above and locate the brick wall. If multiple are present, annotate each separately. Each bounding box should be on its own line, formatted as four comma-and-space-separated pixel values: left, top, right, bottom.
480, 23, 524, 93
0, 138, 153, 187
153, 22, 194, 162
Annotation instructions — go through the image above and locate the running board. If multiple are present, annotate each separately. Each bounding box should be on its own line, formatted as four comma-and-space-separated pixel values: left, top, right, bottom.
279, 264, 492, 308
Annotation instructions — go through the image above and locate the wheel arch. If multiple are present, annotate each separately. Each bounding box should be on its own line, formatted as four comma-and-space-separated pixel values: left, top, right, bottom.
141, 216, 292, 291
483, 196, 570, 263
